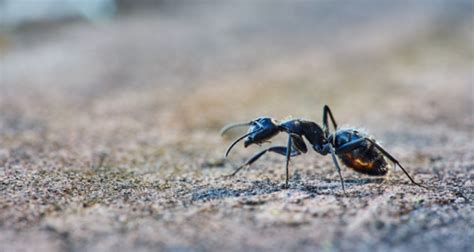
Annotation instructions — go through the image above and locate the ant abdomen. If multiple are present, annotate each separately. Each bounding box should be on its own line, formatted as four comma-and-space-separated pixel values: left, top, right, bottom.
335, 130, 389, 176
339, 145, 389, 176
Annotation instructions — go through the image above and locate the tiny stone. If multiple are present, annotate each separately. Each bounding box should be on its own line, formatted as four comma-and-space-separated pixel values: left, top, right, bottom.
464, 180, 472, 188
454, 197, 465, 204
374, 220, 385, 230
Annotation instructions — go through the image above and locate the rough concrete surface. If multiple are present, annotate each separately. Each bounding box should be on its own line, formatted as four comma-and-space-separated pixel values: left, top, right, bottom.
0, 2, 473, 252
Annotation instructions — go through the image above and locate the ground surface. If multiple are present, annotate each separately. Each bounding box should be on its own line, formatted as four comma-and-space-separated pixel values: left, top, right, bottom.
0, 2, 473, 252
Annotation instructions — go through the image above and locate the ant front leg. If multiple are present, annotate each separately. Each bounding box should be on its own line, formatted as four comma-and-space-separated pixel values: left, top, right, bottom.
224, 146, 301, 178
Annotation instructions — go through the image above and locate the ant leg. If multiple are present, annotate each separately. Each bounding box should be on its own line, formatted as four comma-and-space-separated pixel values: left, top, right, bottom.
285, 135, 293, 188
329, 145, 347, 195
323, 105, 338, 146
323, 105, 338, 135
289, 133, 308, 153
365, 138, 427, 189
334, 138, 366, 154
225, 164, 246, 177
224, 146, 300, 177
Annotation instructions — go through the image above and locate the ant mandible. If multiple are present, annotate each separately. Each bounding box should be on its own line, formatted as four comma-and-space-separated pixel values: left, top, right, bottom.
220, 105, 426, 192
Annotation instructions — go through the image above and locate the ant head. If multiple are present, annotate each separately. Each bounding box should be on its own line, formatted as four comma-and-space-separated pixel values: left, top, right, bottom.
244, 117, 280, 147
221, 117, 282, 157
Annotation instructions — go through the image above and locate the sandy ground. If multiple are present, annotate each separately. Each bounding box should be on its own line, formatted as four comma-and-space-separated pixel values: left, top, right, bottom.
0, 2, 473, 252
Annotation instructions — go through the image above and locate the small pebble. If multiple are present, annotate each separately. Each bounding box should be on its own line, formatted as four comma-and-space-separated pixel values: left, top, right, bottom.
454, 197, 465, 204
464, 180, 472, 188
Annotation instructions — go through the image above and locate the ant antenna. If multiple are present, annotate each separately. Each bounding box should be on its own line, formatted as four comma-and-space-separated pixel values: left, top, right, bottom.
225, 129, 262, 158
220, 122, 251, 136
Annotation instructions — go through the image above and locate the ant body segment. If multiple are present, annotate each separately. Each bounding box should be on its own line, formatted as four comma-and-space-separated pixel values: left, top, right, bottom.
220, 105, 425, 192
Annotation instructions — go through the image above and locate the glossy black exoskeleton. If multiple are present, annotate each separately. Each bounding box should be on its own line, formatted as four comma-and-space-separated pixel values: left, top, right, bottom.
220, 105, 425, 192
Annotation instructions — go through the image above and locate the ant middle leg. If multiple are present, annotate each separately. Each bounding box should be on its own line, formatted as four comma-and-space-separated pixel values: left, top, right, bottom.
324, 137, 367, 196
329, 146, 347, 195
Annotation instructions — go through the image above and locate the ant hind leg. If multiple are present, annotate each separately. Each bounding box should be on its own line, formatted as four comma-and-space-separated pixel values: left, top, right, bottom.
365, 138, 427, 189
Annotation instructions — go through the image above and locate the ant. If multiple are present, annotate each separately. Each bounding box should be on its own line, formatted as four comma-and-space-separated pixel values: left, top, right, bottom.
220, 105, 426, 192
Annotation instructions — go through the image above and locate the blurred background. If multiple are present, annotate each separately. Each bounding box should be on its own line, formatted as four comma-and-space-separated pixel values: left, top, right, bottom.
1, 0, 472, 164
0, 1, 473, 251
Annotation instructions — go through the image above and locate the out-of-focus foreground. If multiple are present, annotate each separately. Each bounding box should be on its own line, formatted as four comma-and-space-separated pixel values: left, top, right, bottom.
0, 1, 473, 251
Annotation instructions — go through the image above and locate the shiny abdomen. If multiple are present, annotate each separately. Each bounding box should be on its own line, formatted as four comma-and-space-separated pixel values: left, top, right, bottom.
336, 131, 389, 176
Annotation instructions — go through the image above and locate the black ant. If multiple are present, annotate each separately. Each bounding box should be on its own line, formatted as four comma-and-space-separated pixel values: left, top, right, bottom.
220, 105, 426, 192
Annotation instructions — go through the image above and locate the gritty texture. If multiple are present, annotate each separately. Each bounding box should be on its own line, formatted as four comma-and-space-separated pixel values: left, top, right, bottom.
0, 2, 473, 252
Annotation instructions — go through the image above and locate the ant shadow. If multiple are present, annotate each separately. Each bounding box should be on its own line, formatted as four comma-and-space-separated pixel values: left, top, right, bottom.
299, 177, 385, 195
191, 176, 386, 202
191, 179, 281, 202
